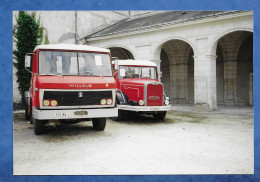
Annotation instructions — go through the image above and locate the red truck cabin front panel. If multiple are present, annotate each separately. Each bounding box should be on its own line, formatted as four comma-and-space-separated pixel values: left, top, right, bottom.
119, 80, 145, 104
145, 83, 163, 106
31, 47, 116, 109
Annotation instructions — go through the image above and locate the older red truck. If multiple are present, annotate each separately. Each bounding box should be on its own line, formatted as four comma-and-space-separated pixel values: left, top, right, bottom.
112, 59, 171, 120
24, 44, 118, 135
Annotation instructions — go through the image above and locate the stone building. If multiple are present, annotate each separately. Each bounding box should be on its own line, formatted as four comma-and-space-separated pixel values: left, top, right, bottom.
13, 11, 253, 111
84, 11, 253, 111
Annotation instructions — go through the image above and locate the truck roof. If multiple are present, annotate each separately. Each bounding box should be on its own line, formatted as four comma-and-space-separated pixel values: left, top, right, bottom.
34, 44, 110, 53
117, 59, 157, 67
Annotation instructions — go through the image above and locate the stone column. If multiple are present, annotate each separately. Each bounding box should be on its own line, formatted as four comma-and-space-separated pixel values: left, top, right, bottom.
194, 38, 217, 111
249, 73, 253, 106
224, 60, 237, 105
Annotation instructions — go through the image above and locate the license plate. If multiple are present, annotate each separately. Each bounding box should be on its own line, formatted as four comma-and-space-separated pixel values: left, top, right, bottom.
55, 113, 70, 117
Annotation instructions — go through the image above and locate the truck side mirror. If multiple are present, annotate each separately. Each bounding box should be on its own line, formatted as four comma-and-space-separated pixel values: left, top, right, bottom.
113, 70, 118, 78
25, 54, 32, 68
114, 60, 119, 70
24, 53, 33, 73
112, 57, 119, 70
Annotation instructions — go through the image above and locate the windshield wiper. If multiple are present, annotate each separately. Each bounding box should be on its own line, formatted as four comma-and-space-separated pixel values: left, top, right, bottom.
40, 73, 63, 76
83, 71, 103, 78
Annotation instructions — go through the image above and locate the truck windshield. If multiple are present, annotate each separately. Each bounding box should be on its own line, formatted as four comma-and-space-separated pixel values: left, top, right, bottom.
38, 51, 112, 76
118, 66, 157, 79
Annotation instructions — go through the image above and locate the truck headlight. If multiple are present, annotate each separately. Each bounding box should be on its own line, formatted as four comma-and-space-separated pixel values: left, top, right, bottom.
165, 99, 170, 106
139, 100, 144, 106
43, 100, 50, 106
51, 100, 58, 106
107, 99, 112, 105
100, 99, 106, 105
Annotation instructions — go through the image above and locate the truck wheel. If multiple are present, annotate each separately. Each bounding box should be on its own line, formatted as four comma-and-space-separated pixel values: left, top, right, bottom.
92, 118, 106, 131
111, 109, 124, 121
153, 111, 167, 120
25, 106, 30, 121
34, 119, 46, 135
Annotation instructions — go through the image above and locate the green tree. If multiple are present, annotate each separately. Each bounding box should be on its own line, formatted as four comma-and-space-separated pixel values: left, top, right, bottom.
13, 11, 46, 104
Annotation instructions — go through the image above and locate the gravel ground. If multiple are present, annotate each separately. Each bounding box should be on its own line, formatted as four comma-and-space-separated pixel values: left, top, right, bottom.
13, 108, 254, 175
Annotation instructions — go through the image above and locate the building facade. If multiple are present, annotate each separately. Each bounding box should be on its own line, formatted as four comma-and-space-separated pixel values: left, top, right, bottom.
85, 11, 253, 111
13, 11, 253, 111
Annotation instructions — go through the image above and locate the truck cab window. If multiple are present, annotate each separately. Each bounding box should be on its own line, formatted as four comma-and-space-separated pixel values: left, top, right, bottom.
38, 51, 112, 76
118, 66, 157, 79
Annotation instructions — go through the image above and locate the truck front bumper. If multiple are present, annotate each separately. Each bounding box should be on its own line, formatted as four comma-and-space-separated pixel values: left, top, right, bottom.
33, 107, 118, 120
117, 105, 171, 112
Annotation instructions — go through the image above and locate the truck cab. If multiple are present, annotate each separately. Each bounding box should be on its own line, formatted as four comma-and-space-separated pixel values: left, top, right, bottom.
24, 44, 118, 135
113, 59, 171, 120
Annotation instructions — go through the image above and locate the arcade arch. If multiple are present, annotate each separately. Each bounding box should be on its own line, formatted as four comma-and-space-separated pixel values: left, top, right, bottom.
158, 39, 195, 104
107, 47, 135, 60
214, 31, 253, 105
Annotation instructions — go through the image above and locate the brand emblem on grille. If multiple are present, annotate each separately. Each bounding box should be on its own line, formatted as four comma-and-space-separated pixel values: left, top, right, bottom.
148, 96, 160, 100
69, 84, 92, 88
78, 92, 83, 97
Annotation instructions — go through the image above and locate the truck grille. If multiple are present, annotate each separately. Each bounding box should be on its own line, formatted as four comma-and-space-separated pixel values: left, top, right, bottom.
146, 83, 163, 106
43, 90, 112, 106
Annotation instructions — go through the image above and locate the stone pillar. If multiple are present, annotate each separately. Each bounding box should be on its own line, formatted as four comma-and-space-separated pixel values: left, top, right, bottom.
249, 73, 253, 106
151, 60, 162, 82
194, 38, 217, 111
224, 60, 237, 105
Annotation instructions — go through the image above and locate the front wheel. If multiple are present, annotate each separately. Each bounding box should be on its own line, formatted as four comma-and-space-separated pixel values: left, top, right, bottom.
153, 111, 167, 120
34, 119, 46, 135
92, 118, 106, 131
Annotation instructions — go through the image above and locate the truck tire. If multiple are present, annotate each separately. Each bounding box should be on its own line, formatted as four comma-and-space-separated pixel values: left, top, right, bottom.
92, 118, 106, 131
153, 111, 167, 120
34, 119, 46, 135
111, 109, 124, 121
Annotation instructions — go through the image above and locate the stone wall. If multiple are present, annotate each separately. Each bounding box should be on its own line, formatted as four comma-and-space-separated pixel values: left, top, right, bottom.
12, 11, 254, 110
12, 11, 133, 103
87, 11, 253, 110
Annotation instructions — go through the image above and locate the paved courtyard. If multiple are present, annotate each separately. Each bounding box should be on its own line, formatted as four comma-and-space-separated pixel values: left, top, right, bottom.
13, 105, 254, 175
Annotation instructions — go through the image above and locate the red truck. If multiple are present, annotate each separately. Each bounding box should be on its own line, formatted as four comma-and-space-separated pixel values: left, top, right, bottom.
24, 44, 118, 135
113, 59, 171, 120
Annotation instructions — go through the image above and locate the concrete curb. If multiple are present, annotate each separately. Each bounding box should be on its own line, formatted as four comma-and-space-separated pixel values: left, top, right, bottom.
13, 110, 24, 114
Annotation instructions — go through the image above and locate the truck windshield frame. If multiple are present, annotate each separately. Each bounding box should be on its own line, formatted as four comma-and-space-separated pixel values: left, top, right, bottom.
38, 51, 112, 76
118, 66, 157, 79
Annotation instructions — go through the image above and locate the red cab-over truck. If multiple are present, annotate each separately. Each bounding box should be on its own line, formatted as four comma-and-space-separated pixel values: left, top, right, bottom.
112, 59, 171, 121
24, 44, 118, 135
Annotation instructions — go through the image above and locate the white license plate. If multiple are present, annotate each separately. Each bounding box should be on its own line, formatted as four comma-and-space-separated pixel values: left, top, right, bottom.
55, 113, 70, 117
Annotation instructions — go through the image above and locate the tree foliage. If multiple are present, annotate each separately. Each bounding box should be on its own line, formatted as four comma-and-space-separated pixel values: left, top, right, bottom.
13, 11, 47, 104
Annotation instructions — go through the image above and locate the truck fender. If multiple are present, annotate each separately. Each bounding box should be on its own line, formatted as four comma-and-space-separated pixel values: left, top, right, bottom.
163, 92, 170, 105
116, 90, 129, 105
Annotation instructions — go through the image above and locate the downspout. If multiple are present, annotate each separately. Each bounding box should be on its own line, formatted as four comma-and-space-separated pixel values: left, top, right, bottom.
75, 11, 78, 44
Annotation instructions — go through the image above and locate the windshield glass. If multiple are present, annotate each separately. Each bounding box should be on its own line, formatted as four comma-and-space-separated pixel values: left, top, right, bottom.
38, 51, 112, 76
118, 66, 157, 79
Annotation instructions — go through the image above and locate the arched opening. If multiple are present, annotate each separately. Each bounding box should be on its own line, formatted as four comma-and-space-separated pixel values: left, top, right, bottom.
237, 34, 253, 105
216, 31, 253, 106
160, 49, 170, 96
108, 47, 134, 60
159, 39, 194, 104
